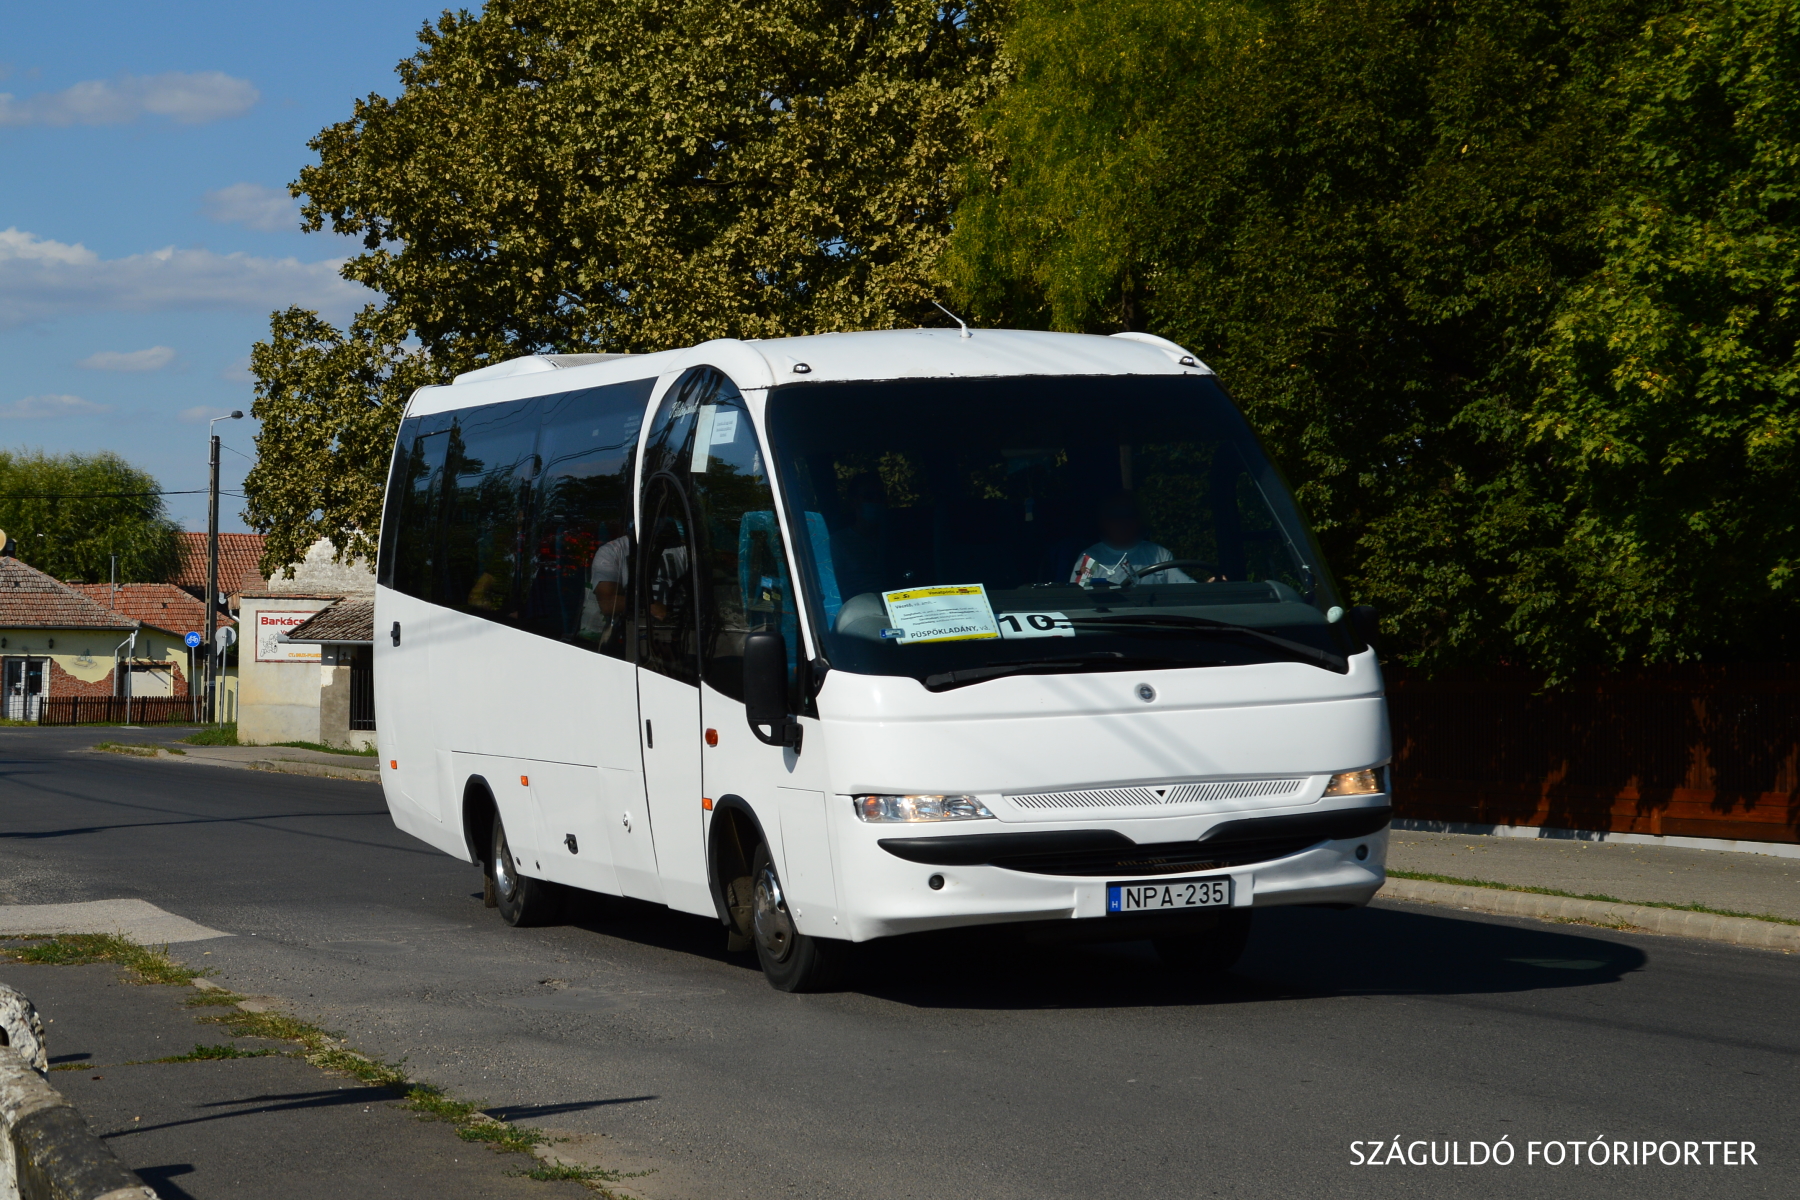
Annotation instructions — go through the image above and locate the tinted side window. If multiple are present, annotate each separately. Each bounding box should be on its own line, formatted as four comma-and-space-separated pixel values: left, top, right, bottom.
439, 399, 540, 625
525, 382, 652, 657
386, 420, 451, 601
637, 475, 699, 685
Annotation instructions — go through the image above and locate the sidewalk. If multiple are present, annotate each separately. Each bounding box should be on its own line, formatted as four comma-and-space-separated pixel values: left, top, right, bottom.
0, 959, 584, 1199
1384, 828, 1800, 947
88, 742, 379, 782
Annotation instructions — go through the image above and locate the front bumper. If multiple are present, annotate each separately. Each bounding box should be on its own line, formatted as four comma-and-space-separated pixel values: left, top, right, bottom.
828, 803, 1391, 942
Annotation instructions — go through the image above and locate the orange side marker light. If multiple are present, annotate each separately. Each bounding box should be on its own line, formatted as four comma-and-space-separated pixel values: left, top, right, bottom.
704, 728, 718, 747
388, 760, 397, 769
520, 775, 530, 787
701, 796, 714, 811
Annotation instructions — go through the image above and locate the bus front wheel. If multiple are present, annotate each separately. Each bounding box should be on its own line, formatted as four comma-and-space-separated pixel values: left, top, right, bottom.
750, 842, 843, 992
492, 816, 561, 927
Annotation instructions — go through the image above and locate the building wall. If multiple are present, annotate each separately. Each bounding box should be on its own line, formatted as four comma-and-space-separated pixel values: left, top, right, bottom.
0, 627, 195, 698
236, 597, 335, 744
319, 645, 375, 751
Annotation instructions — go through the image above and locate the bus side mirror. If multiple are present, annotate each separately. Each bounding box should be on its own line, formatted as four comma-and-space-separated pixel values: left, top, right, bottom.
1350, 605, 1379, 648
744, 629, 801, 751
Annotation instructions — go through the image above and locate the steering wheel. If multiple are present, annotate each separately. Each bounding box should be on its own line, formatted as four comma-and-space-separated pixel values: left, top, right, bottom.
1129, 559, 1220, 583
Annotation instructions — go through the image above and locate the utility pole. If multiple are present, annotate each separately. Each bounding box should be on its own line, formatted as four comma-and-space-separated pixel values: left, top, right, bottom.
206, 411, 244, 723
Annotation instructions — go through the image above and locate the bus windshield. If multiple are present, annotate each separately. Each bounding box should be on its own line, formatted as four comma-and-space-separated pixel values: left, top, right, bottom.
765, 374, 1359, 690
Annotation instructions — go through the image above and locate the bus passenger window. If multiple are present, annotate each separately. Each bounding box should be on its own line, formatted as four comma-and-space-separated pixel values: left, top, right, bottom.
526, 381, 651, 658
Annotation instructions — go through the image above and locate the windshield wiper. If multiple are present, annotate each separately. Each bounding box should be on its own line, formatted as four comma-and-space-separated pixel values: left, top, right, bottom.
923, 653, 1218, 692
1068, 614, 1346, 670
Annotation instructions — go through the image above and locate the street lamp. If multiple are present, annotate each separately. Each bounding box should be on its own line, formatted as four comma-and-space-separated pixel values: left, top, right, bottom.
205, 410, 244, 723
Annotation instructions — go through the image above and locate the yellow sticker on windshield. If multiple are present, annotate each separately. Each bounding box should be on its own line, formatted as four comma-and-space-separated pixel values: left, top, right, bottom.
880, 584, 1000, 645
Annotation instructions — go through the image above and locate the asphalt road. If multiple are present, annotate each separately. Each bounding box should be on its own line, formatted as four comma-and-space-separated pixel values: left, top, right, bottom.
1, 727, 1794, 1199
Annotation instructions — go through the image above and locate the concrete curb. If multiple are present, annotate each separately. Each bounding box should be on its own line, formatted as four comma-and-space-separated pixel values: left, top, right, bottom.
0, 988, 152, 1200
245, 759, 378, 782
1379, 877, 1800, 952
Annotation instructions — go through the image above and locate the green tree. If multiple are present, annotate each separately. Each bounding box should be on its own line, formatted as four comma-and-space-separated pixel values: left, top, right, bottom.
950, 0, 1800, 678
0, 450, 181, 583
247, 0, 1008, 571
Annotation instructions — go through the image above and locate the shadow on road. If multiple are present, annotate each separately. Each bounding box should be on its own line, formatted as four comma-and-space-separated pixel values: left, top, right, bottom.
555, 889, 1648, 1010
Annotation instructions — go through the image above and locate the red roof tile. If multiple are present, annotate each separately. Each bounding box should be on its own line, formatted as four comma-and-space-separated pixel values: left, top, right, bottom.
68, 582, 231, 638
173, 532, 268, 596
0, 558, 138, 630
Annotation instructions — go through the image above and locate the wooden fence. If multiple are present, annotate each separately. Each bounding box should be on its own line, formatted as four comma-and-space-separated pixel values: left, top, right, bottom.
1387, 665, 1800, 844
36, 696, 202, 726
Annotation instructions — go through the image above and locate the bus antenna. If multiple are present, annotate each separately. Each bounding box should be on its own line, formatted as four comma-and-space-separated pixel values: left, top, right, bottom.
932, 300, 972, 339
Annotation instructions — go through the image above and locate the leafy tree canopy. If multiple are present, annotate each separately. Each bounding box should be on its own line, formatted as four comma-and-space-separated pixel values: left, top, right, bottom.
948, 0, 1800, 680
246, 0, 1008, 575
0, 449, 181, 584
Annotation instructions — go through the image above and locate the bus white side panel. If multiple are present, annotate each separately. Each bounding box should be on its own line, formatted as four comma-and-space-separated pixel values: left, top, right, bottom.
603, 766, 661, 902
523, 761, 619, 896
776, 787, 839, 935
375, 588, 444, 826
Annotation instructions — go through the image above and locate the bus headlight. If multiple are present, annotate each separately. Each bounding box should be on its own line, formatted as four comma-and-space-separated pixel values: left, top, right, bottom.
854, 794, 994, 822
1323, 768, 1383, 796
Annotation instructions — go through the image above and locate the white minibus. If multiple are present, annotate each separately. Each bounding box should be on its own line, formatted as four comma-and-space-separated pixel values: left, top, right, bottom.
374, 329, 1390, 991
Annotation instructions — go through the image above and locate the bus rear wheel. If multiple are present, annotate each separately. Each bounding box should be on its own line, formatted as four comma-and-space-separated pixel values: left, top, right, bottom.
750, 842, 843, 992
1154, 909, 1252, 975
492, 815, 561, 927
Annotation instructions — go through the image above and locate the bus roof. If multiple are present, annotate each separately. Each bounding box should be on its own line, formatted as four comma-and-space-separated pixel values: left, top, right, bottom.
410, 328, 1210, 417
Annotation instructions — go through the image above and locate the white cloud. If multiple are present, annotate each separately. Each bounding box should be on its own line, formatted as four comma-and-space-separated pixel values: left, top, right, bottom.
1, 394, 110, 419
0, 227, 369, 328
180, 405, 231, 423
203, 182, 297, 233
218, 355, 254, 383
78, 345, 176, 372
0, 71, 258, 127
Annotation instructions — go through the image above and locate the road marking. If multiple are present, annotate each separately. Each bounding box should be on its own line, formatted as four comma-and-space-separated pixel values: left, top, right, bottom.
0, 900, 229, 944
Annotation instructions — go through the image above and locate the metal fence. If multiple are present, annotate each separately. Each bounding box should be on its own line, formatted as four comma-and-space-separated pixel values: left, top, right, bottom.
349, 646, 375, 731
1387, 664, 1800, 844
36, 696, 202, 726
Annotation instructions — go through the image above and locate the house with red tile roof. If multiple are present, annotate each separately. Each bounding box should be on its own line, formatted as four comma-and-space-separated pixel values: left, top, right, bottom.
0, 558, 201, 719
173, 532, 268, 613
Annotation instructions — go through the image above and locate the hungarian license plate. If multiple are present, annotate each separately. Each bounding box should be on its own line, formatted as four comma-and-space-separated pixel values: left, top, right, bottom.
1107, 876, 1231, 914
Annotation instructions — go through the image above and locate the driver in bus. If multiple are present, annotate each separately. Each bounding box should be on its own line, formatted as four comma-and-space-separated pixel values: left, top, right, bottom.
1071, 491, 1197, 586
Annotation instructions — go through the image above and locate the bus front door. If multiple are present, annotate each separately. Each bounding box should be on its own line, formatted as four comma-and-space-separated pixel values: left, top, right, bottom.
634, 475, 711, 916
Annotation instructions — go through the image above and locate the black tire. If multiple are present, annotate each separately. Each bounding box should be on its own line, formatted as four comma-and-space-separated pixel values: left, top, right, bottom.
1154, 909, 1253, 975
492, 815, 562, 928
749, 842, 844, 992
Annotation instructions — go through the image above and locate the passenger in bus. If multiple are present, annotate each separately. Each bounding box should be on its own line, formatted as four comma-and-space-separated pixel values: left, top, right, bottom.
584, 527, 632, 650
1070, 492, 1196, 586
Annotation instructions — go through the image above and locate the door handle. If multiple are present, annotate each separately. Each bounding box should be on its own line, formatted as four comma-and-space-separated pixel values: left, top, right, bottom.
390, 621, 401, 647
644, 719, 654, 749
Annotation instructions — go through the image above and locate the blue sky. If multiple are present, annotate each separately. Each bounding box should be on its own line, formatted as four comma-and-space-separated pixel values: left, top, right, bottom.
0, 2, 444, 534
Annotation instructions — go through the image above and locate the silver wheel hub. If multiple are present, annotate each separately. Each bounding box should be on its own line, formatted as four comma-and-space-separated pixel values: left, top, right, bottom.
752, 864, 794, 962
494, 834, 518, 902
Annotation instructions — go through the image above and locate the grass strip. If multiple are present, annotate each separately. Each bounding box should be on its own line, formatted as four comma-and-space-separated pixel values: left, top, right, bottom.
0, 934, 206, 985
154, 1043, 279, 1063
195, 1006, 563, 1160
519, 1162, 653, 1187
1386, 869, 1800, 925
94, 742, 185, 757
181, 723, 239, 746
